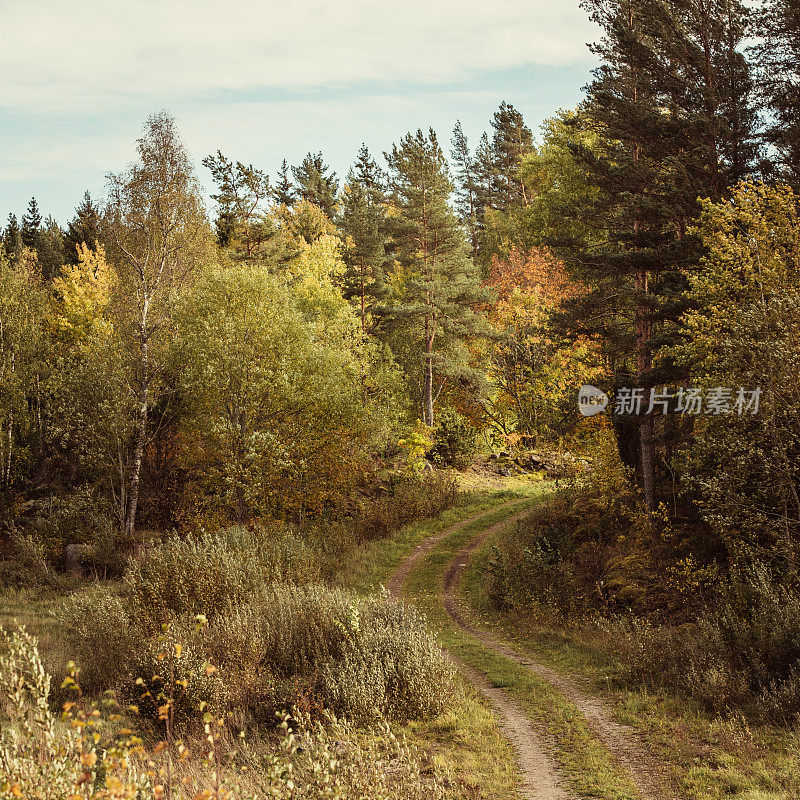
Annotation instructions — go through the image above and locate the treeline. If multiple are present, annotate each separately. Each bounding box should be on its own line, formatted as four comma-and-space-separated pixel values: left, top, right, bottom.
3, 0, 800, 589
478, 0, 800, 720
1, 97, 561, 568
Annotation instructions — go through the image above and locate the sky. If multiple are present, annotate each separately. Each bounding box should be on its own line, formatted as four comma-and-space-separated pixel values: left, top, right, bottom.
0, 0, 600, 224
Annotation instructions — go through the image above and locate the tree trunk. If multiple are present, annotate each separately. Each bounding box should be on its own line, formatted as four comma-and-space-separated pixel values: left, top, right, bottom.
423, 312, 435, 427
636, 268, 656, 515
124, 387, 148, 539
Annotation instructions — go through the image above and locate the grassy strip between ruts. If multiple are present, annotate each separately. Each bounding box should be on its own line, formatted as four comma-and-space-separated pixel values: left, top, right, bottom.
462, 529, 800, 800
400, 490, 645, 800
337, 488, 541, 800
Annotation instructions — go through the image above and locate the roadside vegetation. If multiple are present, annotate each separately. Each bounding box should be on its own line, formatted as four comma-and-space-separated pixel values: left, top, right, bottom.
4, 0, 800, 797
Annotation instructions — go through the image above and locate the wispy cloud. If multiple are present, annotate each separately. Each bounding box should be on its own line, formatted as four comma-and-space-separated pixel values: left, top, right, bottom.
2, 0, 595, 112
0, 0, 598, 219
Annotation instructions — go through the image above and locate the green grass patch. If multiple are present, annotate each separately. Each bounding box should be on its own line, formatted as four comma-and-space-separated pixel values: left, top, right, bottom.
336, 487, 536, 595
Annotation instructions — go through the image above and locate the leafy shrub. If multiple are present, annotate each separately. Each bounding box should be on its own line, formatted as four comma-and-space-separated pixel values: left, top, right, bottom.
1, 625, 450, 800
607, 568, 800, 721
356, 472, 459, 540
0, 531, 58, 589
64, 580, 455, 728
427, 409, 479, 469
202, 585, 455, 724
126, 524, 322, 623
22, 487, 118, 565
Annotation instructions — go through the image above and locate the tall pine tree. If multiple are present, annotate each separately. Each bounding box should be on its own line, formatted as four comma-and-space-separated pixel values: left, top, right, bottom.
272, 159, 297, 206
490, 101, 535, 210
203, 151, 278, 259
385, 129, 491, 426
562, 0, 758, 513
753, 0, 800, 188
64, 191, 102, 264
21, 197, 41, 249
3, 214, 22, 262
292, 153, 339, 218
339, 178, 388, 333
352, 144, 386, 206
451, 121, 481, 263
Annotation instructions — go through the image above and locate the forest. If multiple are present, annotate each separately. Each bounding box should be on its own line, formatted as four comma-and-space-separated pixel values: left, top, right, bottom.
2, 0, 800, 798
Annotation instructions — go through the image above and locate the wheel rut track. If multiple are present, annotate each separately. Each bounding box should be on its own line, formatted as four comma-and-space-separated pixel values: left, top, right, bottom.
389, 500, 569, 800
442, 509, 681, 800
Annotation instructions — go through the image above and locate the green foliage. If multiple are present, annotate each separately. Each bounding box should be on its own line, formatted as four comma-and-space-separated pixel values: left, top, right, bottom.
676, 182, 800, 565
427, 409, 478, 470
610, 568, 800, 722
385, 128, 491, 425
292, 152, 339, 219
176, 261, 396, 523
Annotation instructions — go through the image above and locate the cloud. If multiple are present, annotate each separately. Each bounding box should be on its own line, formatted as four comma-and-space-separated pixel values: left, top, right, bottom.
0, 1, 598, 220
1, 0, 597, 114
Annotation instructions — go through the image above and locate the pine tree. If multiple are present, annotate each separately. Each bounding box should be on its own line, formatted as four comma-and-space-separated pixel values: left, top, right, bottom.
385, 129, 491, 426
203, 151, 277, 258
451, 121, 481, 262
36, 216, 66, 281
3, 214, 23, 262
21, 197, 41, 249
473, 132, 496, 212
561, 0, 758, 513
352, 144, 386, 206
490, 101, 535, 210
753, 0, 800, 188
292, 153, 339, 218
64, 191, 102, 264
272, 159, 297, 206
339, 179, 388, 332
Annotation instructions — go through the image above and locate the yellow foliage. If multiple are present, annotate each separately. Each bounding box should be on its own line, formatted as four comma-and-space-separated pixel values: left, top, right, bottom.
52, 243, 115, 341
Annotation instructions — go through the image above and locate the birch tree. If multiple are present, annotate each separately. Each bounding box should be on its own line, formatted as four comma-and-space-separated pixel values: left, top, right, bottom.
104, 112, 212, 537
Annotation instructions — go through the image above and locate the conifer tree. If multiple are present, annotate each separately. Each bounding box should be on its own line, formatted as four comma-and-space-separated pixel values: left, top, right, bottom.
385, 129, 491, 426
64, 191, 102, 264
36, 216, 66, 281
451, 121, 481, 262
272, 159, 297, 206
292, 152, 339, 218
339, 178, 387, 333
3, 214, 22, 262
21, 197, 42, 249
203, 151, 276, 258
753, 0, 800, 187
352, 144, 386, 206
473, 132, 496, 212
490, 101, 534, 210
562, 0, 758, 513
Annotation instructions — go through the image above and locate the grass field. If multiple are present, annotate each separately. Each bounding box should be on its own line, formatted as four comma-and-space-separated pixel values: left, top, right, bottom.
462, 527, 800, 800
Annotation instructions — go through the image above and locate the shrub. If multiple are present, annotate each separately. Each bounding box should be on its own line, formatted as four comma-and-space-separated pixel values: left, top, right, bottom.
202, 585, 455, 724
64, 580, 455, 729
427, 409, 479, 470
356, 472, 459, 540
0, 531, 58, 589
126, 524, 322, 624
607, 568, 800, 720
0, 625, 450, 800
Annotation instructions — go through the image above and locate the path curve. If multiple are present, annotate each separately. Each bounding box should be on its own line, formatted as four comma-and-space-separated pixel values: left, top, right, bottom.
388, 501, 569, 800
442, 514, 680, 800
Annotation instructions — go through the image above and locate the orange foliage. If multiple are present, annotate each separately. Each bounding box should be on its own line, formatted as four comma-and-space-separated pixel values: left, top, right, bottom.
487, 246, 583, 311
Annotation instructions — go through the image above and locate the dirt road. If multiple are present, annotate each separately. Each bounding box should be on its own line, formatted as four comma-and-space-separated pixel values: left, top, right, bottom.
389, 500, 679, 800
